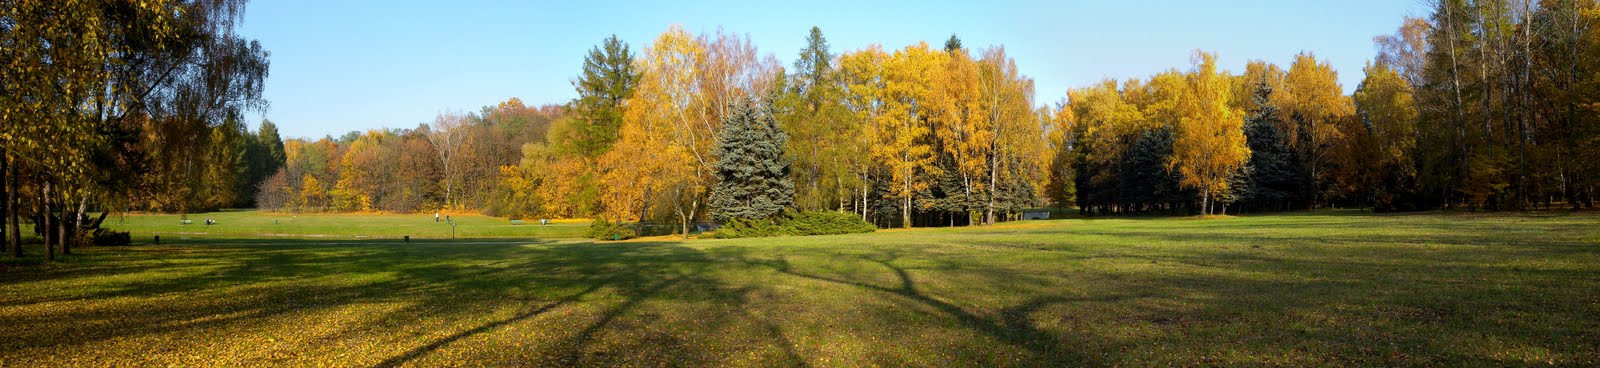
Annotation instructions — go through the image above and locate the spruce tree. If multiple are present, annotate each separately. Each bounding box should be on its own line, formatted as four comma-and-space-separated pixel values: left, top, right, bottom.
1239, 83, 1307, 211
570, 35, 639, 158
711, 98, 795, 222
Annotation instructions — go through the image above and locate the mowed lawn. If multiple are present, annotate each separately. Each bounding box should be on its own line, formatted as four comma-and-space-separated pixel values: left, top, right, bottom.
105, 210, 589, 239
2, 211, 1597, 366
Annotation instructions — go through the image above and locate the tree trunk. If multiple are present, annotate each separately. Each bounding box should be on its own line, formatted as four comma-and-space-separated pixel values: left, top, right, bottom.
683, 197, 698, 240
1445, 2, 1469, 202
7, 153, 18, 258
985, 152, 998, 225
0, 151, 6, 257
44, 183, 54, 261
901, 194, 911, 229
71, 198, 87, 253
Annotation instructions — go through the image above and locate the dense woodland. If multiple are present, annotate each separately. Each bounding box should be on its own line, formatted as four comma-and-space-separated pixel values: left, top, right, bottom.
5, 1, 1600, 257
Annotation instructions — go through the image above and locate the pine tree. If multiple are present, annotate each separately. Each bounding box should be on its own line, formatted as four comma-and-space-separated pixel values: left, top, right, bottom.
711, 98, 796, 222
1240, 83, 1307, 211
569, 35, 639, 158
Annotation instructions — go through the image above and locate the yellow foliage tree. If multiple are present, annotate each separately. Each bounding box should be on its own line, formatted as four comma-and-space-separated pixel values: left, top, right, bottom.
1276, 52, 1355, 204
878, 42, 945, 228
837, 46, 891, 221
929, 47, 989, 224
1169, 51, 1251, 215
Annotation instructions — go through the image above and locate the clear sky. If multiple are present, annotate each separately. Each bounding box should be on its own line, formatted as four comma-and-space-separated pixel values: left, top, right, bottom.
239, 0, 1433, 139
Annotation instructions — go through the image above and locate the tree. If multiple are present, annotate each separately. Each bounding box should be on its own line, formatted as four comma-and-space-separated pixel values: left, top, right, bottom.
1276, 52, 1355, 206
428, 112, 467, 209
929, 46, 988, 224
878, 43, 944, 228
3, 0, 267, 257
567, 35, 640, 159
1169, 51, 1250, 215
711, 98, 795, 221
837, 46, 891, 221
1351, 61, 1421, 211
978, 46, 1045, 223
1238, 79, 1306, 211
778, 26, 855, 212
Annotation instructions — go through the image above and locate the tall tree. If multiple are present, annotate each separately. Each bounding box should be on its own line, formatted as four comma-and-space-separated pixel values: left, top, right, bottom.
711, 98, 795, 221
878, 43, 944, 228
1169, 51, 1250, 215
1351, 61, 1421, 211
1276, 52, 1355, 206
568, 35, 640, 158
428, 112, 467, 209
779, 26, 853, 211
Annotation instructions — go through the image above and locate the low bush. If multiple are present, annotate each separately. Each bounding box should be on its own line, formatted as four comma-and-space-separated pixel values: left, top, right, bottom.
585, 219, 636, 241
711, 211, 876, 239
90, 229, 132, 246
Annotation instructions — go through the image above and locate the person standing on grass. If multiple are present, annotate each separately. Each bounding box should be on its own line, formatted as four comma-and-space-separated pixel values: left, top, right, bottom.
435, 211, 440, 223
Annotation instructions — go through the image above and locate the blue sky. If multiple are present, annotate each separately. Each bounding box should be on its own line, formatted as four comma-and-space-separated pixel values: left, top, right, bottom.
239, 0, 1432, 139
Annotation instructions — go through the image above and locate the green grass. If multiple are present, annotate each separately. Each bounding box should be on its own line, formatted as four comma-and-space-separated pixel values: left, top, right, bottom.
2, 210, 1597, 366
103, 210, 589, 240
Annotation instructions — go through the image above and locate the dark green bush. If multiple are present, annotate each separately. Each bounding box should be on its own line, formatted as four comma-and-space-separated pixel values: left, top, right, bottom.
784, 211, 878, 235
91, 229, 132, 246
585, 219, 636, 241
710, 210, 875, 239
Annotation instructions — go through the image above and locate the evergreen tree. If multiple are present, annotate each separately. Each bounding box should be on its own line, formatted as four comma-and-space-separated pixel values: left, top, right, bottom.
944, 34, 963, 52
1239, 84, 1306, 211
1119, 127, 1189, 213
711, 98, 796, 222
568, 35, 639, 158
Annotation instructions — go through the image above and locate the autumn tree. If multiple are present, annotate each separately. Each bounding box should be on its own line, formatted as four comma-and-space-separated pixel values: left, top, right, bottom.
777, 27, 856, 212
878, 43, 944, 228
1276, 52, 1355, 206
1351, 61, 1421, 211
928, 45, 987, 224
1168, 51, 1250, 215
428, 112, 467, 209
836, 46, 891, 221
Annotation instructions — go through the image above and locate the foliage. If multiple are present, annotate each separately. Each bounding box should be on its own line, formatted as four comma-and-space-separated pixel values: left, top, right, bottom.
710, 98, 795, 222
584, 218, 636, 241
89, 229, 131, 246
709, 210, 876, 238
1168, 51, 1250, 215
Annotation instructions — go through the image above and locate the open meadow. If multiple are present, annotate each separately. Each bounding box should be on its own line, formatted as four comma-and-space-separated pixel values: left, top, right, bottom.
102, 211, 591, 240
1, 210, 1597, 366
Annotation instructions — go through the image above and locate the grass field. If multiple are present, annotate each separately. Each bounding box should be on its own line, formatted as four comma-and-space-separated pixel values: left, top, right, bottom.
104, 210, 591, 240
2, 210, 1597, 366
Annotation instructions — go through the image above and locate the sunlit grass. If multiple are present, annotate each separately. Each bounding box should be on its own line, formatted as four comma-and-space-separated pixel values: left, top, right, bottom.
2, 210, 1596, 366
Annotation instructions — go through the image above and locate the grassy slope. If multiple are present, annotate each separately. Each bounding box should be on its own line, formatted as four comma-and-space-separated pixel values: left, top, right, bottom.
1, 211, 1597, 366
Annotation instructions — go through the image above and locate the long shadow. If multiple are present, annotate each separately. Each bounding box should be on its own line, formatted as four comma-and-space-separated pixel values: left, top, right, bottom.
739, 251, 1113, 365
0, 238, 748, 365
373, 280, 609, 368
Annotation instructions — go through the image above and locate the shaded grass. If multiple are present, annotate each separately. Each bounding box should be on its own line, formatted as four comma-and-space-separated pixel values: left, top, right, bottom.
103, 210, 587, 240
2, 210, 1597, 366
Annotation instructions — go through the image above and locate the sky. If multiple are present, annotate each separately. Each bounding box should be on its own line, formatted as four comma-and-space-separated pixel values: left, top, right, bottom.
238, 0, 1433, 139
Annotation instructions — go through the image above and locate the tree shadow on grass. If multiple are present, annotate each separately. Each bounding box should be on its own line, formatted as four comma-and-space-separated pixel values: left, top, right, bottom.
0, 238, 770, 366
733, 249, 1121, 366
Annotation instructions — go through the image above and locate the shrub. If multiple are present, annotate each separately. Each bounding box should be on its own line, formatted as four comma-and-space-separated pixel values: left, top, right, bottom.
91, 229, 132, 246
585, 219, 636, 241
710, 211, 876, 239
784, 211, 878, 235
